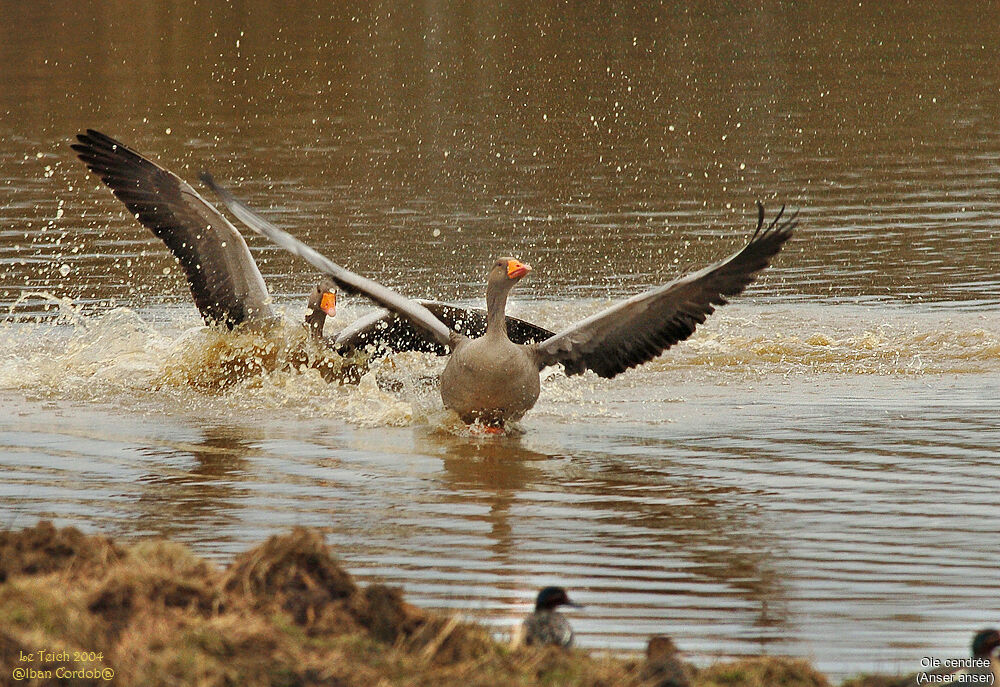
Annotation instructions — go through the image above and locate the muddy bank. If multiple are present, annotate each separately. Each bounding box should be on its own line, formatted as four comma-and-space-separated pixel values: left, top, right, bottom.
1, 522, 894, 686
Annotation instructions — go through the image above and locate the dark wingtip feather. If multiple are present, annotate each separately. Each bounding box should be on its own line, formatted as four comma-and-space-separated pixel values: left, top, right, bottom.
70, 129, 274, 329
74, 129, 112, 150
769, 204, 786, 230
752, 201, 765, 239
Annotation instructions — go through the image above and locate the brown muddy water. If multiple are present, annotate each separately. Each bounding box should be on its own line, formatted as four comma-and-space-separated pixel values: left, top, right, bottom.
2, 2, 1000, 680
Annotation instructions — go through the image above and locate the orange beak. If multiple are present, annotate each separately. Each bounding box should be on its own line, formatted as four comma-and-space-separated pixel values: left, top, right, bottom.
507, 259, 531, 280
320, 291, 337, 316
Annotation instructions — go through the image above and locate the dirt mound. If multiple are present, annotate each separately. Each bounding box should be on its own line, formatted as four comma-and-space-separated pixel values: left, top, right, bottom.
218, 528, 491, 663
223, 527, 357, 630
0, 520, 122, 582
89, 540, 224, 637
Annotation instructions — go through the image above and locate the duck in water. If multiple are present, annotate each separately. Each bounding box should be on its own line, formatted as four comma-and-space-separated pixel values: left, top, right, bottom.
522, 586, 582, 648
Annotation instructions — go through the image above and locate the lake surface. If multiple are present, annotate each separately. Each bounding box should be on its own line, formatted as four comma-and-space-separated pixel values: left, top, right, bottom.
2, 2, 1000, 679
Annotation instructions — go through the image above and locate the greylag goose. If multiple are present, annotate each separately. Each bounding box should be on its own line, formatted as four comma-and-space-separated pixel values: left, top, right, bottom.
71, 130, 553, 363
201, 171, 796, 426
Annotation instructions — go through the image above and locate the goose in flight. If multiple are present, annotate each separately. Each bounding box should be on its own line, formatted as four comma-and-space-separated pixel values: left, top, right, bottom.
71, 130, 553, 364
200, 172, 796, 426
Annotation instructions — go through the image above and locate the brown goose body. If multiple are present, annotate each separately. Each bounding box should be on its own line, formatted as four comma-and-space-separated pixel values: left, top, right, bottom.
439, 257, 540, 424
201, 169, 797, 428
442, 328, 540, 425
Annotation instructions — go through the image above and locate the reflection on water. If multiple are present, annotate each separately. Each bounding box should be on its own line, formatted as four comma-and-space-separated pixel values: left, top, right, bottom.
131, 425, 259, 539
2, 0, 1000, 680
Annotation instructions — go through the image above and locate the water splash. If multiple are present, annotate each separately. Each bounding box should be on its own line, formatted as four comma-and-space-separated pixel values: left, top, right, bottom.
1, 301, 998, 427
663, 310, 1000, 376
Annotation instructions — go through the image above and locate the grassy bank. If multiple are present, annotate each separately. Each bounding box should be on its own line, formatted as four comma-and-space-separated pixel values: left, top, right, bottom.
1, 522, 896, 687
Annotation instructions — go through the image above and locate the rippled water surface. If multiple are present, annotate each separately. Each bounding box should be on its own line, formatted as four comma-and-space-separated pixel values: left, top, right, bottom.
3, 2, 1000, 679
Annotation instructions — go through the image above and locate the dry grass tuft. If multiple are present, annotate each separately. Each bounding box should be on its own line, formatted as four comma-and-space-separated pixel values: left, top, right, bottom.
222, 527, 357, 631
693, 656, 831, 687
840, 676, 910, 687
0, 520, 122, 582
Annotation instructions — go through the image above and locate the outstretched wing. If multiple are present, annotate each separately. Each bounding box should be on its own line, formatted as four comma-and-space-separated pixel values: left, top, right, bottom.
72, 129, 273, 328
531, 203, 796, 378
200, 173, 453, 348
334, 301, 556, 356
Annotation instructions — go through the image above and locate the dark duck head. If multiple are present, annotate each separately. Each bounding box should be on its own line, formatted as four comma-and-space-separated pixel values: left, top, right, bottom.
534, 585, 580, 611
